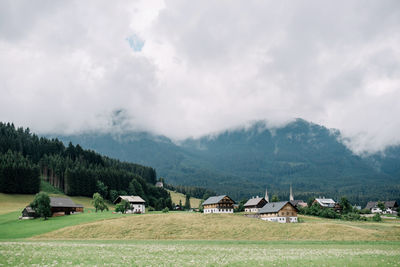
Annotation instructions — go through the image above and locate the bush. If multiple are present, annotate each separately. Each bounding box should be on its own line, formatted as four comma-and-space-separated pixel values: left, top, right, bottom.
372, 213, 382, 222
92, 192, 108, 212
148, 206, 155, 212
115, 200, 130, 213
30, 192, 51, 220
359, 208, 371, 214
162, 207, 169, 213
342, 212, 362, 221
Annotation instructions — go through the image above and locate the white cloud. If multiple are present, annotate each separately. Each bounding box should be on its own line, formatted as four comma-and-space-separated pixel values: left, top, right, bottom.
0, 0, 399, 153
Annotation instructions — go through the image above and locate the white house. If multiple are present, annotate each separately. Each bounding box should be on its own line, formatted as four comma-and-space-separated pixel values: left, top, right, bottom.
244, 196, 268, 213
258, 201, 298, 223
113, 196, 146, 214
202, 195, 235, 214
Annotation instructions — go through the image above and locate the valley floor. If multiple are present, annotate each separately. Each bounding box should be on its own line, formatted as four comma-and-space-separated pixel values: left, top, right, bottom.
1, 193, 400, 266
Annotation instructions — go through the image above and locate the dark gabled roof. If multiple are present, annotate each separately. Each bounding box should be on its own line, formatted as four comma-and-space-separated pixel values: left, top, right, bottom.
244, 197, 266, 207
50, 197, 81, 208
24, 206, 35, 213
258, 201, 297, 214
365, 201, 398, 210
113, 196, 146, 204
290, 200, 305, 206
202, 195, 235, 206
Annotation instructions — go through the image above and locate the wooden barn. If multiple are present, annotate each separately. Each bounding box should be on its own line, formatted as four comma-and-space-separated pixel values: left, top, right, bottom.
20, 197, 83, 219
50, 197, 84, 216
202, 195, 235, 214
258, 201, 298, 223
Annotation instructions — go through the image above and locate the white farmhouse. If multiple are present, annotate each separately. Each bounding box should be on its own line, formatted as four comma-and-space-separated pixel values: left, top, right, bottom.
202, 195, 235, 214
113, 196, 146, 214
258, 201, 298, 223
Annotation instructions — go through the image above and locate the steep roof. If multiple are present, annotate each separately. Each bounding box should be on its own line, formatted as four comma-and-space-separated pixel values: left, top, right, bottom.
365, 201, 398, 210
314, 198, 336, 208
113, 195, 145, 204
258, 201, 293, 214
202, 195, 235, 206
244, 197, 266, 207
50, 197, 82, 208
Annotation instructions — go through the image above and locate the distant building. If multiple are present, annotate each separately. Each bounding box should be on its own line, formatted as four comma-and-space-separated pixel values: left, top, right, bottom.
21, 197, 83, 219
113, 196, 146, 214
50, 197, 84, 216
258, 201, 298, 223
244, 196, 268, 213
365, 201, 398, 214
21, 206, 36, 219
288, 185, 307, 208
290, 200, 307, 208
202, 195, 235, 214
155, 182, 164, 188
313, 197, 341, 211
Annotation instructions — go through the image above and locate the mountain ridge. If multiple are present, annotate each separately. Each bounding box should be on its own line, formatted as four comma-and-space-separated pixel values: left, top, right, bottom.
53, 119, 400, 204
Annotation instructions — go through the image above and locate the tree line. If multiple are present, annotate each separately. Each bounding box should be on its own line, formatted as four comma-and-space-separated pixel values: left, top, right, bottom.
0, 122, 171, 210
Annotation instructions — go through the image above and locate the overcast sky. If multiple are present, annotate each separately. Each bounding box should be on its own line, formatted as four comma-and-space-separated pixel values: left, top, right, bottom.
1, 0, 399, 154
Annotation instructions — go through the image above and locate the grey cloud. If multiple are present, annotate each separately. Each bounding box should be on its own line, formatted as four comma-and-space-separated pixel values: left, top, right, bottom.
0, 0, 400, 154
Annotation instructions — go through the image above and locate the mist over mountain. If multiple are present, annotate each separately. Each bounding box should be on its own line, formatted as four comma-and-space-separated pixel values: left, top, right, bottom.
54, 119, 400, 204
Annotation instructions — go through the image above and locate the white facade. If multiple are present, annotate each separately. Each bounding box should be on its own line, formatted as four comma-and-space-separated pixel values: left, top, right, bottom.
261, 216, 298, 223
126, 203, 145, 214
371, 207, 382, 214
204, 208, 233, 214
245, 207, 260, 213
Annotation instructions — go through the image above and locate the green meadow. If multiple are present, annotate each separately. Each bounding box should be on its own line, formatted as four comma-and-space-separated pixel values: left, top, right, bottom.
1, 240, 400, 266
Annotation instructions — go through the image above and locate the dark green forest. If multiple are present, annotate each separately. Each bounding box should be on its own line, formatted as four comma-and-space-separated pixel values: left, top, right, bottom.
0, 122, 172, 210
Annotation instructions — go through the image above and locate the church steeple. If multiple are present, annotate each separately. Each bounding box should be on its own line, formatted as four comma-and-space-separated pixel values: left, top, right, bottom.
265, 187, 269, 203
289, 184, 294, 201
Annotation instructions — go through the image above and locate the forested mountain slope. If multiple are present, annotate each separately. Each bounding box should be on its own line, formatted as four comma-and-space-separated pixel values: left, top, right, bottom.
57, 119, 400, 205
0, 122, 172, 210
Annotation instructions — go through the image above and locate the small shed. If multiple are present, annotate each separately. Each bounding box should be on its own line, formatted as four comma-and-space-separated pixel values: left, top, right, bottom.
21, 206, 36, 219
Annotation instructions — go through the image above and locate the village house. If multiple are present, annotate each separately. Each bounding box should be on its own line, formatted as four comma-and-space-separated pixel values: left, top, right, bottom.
21, 197, 83, 219
258, 201, 298, 223
365, 201, 398, 214
113, 195, 146, 214
288, 184, 307, 208
202, 195, 235, 214
313, 197, 341, 211
244, 196, 268, 213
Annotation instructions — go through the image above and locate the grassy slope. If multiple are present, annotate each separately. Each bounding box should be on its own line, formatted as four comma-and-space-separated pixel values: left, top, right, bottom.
34, 213, 400, 241
167, 190, 201, 208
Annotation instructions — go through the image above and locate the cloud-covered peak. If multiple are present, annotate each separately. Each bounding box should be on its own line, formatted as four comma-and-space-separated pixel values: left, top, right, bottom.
0, 0, 399, 154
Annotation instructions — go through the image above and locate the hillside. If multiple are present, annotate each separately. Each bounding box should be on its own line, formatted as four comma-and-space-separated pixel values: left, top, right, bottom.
56, 119, 400, 204
0, 122, 172, 211
34, 213, 400, 241
167, 190, 201, 208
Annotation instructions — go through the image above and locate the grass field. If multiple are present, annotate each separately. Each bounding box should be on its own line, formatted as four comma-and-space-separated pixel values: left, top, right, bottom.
1, 240, 399, 266
167, 190, 201, 208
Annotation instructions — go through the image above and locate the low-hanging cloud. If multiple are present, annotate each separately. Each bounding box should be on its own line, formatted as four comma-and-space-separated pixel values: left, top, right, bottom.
0, 0, 399, 154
